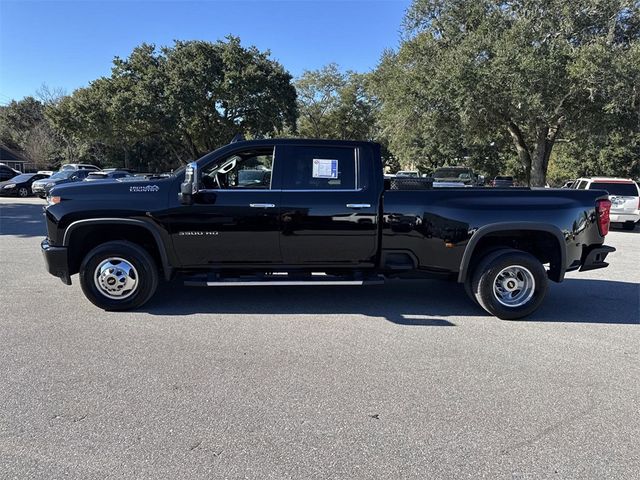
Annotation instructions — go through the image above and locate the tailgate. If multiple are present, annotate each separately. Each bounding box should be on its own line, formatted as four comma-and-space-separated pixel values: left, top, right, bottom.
610, 195, 638, 213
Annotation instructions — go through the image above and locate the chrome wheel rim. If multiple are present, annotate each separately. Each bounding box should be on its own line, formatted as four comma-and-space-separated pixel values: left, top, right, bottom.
492, 265, 535, 308
94, 257, 138, 299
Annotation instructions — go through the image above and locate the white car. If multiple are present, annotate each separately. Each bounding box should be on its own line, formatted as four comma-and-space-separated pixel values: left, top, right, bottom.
60, 163, 101, 171
395, 170, 420, 177
573, 177, 640, 230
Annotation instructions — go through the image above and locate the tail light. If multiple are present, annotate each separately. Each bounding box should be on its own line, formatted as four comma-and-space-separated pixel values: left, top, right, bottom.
596, 199, 611, 236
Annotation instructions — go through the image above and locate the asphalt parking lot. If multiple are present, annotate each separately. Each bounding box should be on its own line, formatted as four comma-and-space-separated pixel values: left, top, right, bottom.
1, 197, 639, 479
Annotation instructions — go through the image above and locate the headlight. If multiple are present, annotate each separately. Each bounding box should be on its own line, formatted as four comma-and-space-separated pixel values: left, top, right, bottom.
46, 182, 55, 188
3, 183, 16, 189
47, 195, 62, 206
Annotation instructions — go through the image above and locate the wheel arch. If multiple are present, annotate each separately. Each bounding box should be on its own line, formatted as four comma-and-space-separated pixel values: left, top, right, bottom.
63, 218, 173, 281
458, 222, 567, 284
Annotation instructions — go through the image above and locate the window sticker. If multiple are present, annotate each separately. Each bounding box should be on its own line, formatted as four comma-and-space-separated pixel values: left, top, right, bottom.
312, 159, 338, 179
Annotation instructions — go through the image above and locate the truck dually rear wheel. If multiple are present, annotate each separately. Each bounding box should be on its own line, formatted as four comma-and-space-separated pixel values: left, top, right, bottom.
79, 241, 159, 311
470, 249, 548, 320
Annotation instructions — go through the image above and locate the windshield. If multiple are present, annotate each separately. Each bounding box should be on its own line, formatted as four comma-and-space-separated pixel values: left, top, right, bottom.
50, 171, 74, 180
589, 182, 638, 196
10, 174, 35, 182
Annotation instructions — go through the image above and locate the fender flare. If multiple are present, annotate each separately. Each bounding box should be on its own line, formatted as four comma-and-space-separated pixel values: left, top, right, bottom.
62, 218, 173, 280
457, 222, 567, 283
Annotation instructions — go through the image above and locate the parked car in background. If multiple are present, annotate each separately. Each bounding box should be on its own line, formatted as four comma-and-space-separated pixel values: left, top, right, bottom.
0, 173, 50, 197
103, 168, 138, 174
60, 163, 101, 172
433, 181, 469, 187
491, 176, 514, 187
0, 163, 20, 182
237, 169, 271, 188
32, 169, 93, 198
84, 170, 135, 181
395, 170, 420, 177
561, 180, 575, 188
433, 166, 483, 186
573, 177, 640, 230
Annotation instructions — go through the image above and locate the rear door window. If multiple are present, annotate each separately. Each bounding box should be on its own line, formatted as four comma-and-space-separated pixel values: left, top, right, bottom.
280, 146, 357, 190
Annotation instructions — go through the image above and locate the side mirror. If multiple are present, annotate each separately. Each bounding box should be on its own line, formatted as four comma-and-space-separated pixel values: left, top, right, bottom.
180, 161, 199, 205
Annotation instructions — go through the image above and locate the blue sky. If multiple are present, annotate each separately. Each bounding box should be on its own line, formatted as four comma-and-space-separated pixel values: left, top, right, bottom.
0, 0, 411, 103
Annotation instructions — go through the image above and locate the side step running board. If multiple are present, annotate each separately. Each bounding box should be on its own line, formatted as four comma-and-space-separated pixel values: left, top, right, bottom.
184, 273, 385, 287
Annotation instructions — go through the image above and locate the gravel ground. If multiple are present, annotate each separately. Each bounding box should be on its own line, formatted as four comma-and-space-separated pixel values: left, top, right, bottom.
1, 197, 639, 479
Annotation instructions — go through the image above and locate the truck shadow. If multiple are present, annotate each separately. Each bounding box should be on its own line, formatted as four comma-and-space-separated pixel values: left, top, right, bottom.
145, 279, 460, 326
143, 278, 639, 326
0, 202, 47, 237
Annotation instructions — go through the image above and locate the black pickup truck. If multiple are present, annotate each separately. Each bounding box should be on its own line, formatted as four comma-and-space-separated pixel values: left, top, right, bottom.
41, 139, 615, 319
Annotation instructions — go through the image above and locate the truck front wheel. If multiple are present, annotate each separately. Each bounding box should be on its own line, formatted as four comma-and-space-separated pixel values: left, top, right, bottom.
471, 249, 547, 320
79, 241, 159, 311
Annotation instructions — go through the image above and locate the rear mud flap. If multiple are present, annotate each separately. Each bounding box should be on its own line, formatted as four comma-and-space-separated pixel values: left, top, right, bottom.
579, 245, 616, 272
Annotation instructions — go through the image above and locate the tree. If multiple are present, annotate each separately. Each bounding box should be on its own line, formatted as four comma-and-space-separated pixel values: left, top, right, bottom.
296, 64, 399, 167
296, 64, 380, 140
0, 97, 45, 150
373, 0, 640, 185
0, 96, 62, 168
48, 37, 298, 171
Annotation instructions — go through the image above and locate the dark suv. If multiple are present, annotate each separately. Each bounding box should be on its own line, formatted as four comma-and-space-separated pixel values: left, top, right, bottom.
492, 176, 514, 187
31, 169, 92, 198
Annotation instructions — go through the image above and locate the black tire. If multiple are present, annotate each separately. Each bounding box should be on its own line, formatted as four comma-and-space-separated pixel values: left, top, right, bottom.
18, 187, 29, 197
464, 276, 479, 306
464, 247, 507, 306
471, 249, 547, 320
79, 241, 158, 311
623, 222, 636, 231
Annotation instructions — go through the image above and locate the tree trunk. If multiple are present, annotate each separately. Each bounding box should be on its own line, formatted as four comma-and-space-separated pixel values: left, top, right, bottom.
182, 130, 199, 160
123, 147, 131, 170
530, 126, 549, 187
507, 120, 532, 185
530, 118, 565, 187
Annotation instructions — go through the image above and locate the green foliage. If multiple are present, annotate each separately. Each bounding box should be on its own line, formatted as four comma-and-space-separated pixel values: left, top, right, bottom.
0, 97, 63, 168
0, 97, 45, 150
47, 37, 297, 171
296, 64, 377, 139
295, 64, 400, 168
4, 19, 639, 182
373, 0, 640, 185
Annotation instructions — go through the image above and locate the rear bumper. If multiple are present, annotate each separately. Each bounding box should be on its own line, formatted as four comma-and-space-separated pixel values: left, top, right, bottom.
41, 238, 71, 285
579, 245, 616, 272
610, 212, 640, 223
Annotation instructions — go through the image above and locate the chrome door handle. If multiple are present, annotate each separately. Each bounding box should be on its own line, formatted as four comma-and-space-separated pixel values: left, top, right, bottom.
250, 203, 276, 208
346, 203, 371, 209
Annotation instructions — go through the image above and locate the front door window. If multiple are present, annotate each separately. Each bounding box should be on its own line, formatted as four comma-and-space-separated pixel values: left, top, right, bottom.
201, 149, 273, 190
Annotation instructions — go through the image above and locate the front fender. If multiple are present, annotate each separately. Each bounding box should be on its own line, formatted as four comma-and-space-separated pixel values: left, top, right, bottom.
62, 218, 174, 281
